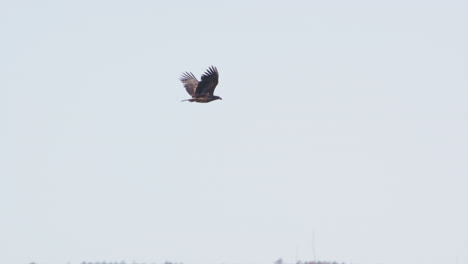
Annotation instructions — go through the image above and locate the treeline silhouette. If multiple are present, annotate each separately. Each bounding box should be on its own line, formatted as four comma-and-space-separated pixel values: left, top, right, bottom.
30, 260, 348, 264
275, 258, 348, 264
299, 262, 347, 264
79, 262, 181, 264
30, 261, 182, 264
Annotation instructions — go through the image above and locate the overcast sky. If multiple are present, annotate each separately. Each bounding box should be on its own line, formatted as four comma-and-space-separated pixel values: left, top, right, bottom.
1, 1, 467, 264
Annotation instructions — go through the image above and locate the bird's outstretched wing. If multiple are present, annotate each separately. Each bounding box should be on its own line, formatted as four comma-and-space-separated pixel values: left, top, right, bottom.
195, 66, 219, 97
180, 72, 198, 96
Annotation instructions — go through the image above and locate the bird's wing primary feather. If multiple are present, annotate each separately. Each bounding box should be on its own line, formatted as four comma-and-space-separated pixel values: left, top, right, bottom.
180, 72, 198, 96
195, 66, 219, 97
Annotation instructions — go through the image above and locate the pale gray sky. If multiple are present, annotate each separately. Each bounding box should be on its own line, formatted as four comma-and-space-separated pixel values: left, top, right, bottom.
1, 1, 467, 264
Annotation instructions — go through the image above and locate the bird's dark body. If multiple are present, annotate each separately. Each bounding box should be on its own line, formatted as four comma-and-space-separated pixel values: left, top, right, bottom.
180, 66, 222, 103
183, 96, 222, 103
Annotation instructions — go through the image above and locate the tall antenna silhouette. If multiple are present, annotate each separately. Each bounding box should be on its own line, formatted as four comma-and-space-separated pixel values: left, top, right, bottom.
295, 245, 299, 263
311, 231, 317, 262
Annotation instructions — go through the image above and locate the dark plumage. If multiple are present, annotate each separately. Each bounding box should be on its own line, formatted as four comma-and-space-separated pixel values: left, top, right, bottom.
180, 66, 222, 103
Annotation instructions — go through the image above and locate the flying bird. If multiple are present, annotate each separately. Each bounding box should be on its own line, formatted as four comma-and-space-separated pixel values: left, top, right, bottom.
180, 66, 222, 103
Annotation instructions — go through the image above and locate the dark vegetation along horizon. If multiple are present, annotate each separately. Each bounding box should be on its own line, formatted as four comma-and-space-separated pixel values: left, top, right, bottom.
29, 260, 350, 264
